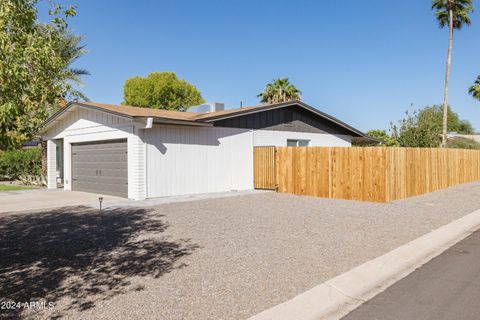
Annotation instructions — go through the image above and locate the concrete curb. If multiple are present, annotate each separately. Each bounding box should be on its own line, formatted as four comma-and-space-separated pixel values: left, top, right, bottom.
248, 208, 480, 320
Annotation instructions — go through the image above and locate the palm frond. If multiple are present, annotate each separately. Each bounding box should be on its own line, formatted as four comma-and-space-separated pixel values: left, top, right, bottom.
56, 30, 89, 101
432, 0, 474, 29
258, 78, 302, 104
70, 68, 90, 76
469, 75, 480, 101
67, 89, 90, 102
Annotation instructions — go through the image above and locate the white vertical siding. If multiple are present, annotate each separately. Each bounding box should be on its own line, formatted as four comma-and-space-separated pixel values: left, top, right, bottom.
131, 127, 146, 200
44, 105, 355, 201
253, 130, 352, 147
46, 140, 57, 189
63, 141, 72, 190
45, 107, 145, 200
146, 125, 253, 198
44, 107, 131, 140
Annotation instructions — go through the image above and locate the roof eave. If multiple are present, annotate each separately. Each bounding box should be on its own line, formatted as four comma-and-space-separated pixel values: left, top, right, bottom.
41, 101, 77, 134
352, 136, 383, 145
199, 100, 366, 137
41, 102, 134, 134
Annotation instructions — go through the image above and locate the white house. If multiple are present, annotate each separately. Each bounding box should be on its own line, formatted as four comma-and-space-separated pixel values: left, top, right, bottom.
41, 100, 369, 200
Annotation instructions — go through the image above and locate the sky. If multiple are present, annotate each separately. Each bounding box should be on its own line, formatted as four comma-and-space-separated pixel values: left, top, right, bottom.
39, 0, 480, 132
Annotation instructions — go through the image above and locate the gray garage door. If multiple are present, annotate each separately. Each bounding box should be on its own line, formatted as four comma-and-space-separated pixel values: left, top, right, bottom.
71, 139, 128, 197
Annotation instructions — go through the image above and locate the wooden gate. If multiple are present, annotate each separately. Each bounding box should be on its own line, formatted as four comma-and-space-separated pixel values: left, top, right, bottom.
253, 146, 276, 190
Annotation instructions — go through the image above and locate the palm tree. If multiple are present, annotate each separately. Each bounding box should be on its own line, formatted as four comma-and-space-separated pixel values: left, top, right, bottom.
257, 78, 301, 104
469, 75, 480, 101
58, 32, 90, 102
432, 0, 473, 147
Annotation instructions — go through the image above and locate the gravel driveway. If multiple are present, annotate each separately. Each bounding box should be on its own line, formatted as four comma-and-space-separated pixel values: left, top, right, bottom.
2, 182, 480, 319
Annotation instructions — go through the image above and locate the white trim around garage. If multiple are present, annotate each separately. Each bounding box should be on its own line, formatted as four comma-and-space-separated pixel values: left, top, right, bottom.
43, 107, 147, 200
46, 139, 57, 189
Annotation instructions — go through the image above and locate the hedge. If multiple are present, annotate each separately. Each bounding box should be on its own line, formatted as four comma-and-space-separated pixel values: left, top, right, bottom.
0, 148, 42, 180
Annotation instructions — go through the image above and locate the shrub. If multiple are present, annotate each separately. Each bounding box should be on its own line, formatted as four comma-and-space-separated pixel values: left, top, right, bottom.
0, 148, 43, 181
447, 137, 480, 150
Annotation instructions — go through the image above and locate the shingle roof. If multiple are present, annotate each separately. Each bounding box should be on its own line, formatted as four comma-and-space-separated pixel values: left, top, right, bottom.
79, 102, 201, 120
79, 101, 288, 121
43, 100, 366, 137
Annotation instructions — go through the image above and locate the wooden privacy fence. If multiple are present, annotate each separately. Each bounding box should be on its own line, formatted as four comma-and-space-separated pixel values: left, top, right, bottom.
253, 146, 480, 202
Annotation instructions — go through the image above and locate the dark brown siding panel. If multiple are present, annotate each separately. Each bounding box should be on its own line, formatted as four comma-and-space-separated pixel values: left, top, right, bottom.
213, 106, 352, 135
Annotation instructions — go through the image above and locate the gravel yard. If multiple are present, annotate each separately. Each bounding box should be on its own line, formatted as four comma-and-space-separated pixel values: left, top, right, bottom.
2, 182, 480, 319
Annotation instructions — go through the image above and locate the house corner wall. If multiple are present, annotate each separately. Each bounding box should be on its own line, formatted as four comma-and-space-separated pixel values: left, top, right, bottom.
129, 126, 147, 200
46, 140, 57, 189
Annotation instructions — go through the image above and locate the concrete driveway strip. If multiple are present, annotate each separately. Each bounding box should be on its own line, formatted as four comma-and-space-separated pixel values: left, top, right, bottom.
342, 229, 480, 320
0, 189, 125, 213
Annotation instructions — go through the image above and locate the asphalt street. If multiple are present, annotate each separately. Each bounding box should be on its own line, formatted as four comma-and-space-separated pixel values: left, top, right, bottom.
343, 229, 480, 320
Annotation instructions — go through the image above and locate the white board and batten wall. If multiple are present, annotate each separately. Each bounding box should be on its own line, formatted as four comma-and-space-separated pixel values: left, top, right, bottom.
145, 125, 254, 198
253, 130, 351, 147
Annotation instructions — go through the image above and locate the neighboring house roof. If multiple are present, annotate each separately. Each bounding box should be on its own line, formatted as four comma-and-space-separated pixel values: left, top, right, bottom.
351, 136, 384, 145
22, 140, 42, 147
447, 134, 480, 143
42, 100, 369, 138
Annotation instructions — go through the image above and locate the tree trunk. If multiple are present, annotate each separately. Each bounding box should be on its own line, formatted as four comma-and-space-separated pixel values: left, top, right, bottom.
441, 8, 454, 148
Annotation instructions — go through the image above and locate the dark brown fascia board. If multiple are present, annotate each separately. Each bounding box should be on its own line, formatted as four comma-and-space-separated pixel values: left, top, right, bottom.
198, 100, 366, 137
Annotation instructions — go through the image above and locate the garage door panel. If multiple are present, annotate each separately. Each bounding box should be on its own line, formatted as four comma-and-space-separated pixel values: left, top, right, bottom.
73, 182, 127, 197
72, 167, 127, 175
72, 160, 127, 169
72, 165, 126, 174
73, 141, 127, 150
74, 180, 127, 191
72, 139, 128, 198
72, 173, 127, 184
72, 153, 127, 162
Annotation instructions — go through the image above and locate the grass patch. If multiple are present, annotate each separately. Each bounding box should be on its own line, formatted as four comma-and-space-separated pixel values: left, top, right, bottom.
0, 184, 36, 192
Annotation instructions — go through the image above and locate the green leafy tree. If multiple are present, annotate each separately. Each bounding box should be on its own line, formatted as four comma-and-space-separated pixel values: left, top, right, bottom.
258, 78, 302, 104
123, 72, 204, 111
418, 105, 474, 134
432, 0, 474, 147
365, 129, 399, 146
468, 75, 480, 101
391, 110, 441, 147
391, 105, 474, 147
0, 0, 87, 150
